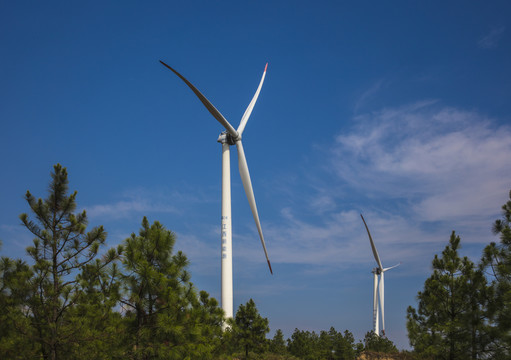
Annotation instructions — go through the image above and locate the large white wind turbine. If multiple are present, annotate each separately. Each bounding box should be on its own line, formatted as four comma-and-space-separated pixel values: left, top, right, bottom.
160, 60, 272, 322
360, 214, 400, 336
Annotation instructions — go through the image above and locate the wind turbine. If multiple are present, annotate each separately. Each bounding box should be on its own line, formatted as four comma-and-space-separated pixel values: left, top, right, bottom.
360, 214, 400, 336
159, 60, 272, 322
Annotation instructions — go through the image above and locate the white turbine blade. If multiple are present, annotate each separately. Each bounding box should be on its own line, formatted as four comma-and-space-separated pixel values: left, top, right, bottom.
235, 140, 272, 274
237, 63, 267, 136
160, 60, 238, 138
360, 214, 383, 270
383, 262, 401, 272
380, 272, 385, 336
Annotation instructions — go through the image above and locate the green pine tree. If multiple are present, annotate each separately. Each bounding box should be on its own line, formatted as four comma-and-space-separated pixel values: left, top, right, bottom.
332, 328, 361, 360
229, 298, 270, 359
287, 329, 320, 360
407, 231, 486, 360
285, 327, 361, 360
0, 256, 38, 359
269, 329, 288, 355
481, 189, 511, 358
120, 217, 223, 359
17, 164, 120, 360
363, 330, 398, 354
319, 328, 336, 360
68, 256, 124, 359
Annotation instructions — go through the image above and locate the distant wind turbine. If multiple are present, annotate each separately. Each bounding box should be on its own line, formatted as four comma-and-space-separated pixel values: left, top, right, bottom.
360, 214, 400, 336
160, 60, 272, 323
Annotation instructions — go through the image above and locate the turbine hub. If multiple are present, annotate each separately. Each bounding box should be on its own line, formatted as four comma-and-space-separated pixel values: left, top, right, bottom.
217, 131, 238, 145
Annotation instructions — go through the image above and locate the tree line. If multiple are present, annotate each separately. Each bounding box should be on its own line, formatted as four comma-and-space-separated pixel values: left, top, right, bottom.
1, 164, 510, 359
0, 165, 401, 359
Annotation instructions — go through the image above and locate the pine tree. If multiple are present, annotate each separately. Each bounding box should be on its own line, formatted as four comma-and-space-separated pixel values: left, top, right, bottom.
17, 164, 120, 360
407, 232, 487, 359
287, 329, 320, 360
363, 330, 398, 354
333, 329, 361, 360
69, 257, 124, 359
269, 329, 287, 355
230, 298, 270, 359
317, 329, 334, 359
120, 217, 223, 359
481, 189, 511, 358
0, 256, 38, 358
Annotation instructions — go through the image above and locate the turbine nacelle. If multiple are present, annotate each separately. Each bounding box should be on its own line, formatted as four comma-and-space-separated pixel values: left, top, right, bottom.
217, 131, 240, 145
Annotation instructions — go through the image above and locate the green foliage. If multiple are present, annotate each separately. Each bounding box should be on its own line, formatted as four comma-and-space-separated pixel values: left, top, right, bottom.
407, 232, 489, 359
229, 298, 270, 358
119, 217, 224, 359
0, 256, 38, 358
69, 258, 125, 359
1, 163, 457, 359
363, 330, 398, 353
407, 191, 511, 359
287, 328, 318, 359
287, 327, 361, 360
480, 190, 511, 358
333, 329, 362, 359
10, 164, 121, 360
0, 165, 228, 359
269, 329, 288, 355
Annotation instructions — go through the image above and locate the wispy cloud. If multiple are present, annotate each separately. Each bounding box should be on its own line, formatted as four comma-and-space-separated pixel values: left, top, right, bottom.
176, 231, 218, 272
0, 224, 33, 254
232, 207, 428, 274
85, 186, 216, 220
130, 101, 511, 279
333, 101, 511, 224
87, 198, 178, 220
354, 79, 386, 114
478, 25, 506, 49
234, 101, 511, 274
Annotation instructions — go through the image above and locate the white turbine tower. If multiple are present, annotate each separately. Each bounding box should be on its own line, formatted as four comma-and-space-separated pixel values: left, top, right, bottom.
160, 60, 272, 323
360, 214, 400, 337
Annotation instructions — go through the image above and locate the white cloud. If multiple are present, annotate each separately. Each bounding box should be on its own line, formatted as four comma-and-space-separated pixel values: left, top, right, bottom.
87, 199, 178, 219
232, 101, 511, 274
230, 207, 430, 275
176, 231, 218, 271
333, 102, 511, 222
354, 79, 386, 113
85, 186, 216, 220
478, 25, 506, 49
126, 101, 510, 279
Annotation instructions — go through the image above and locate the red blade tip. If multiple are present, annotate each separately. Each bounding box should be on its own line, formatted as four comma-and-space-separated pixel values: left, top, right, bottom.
264, 63, 268, 72
268, 260, 273, 275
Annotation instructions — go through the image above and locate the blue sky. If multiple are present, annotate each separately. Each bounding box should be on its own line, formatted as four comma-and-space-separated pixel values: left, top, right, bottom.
1, 1, 511, 350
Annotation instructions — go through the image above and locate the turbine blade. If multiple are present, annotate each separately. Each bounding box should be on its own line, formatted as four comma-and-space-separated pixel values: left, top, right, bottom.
159, 60, 238, 138
237, 63, 267, 136
360, 214, 383, 270
235, 140, 272, 274
383, 262, 401, 272
380, 272, 385, 335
